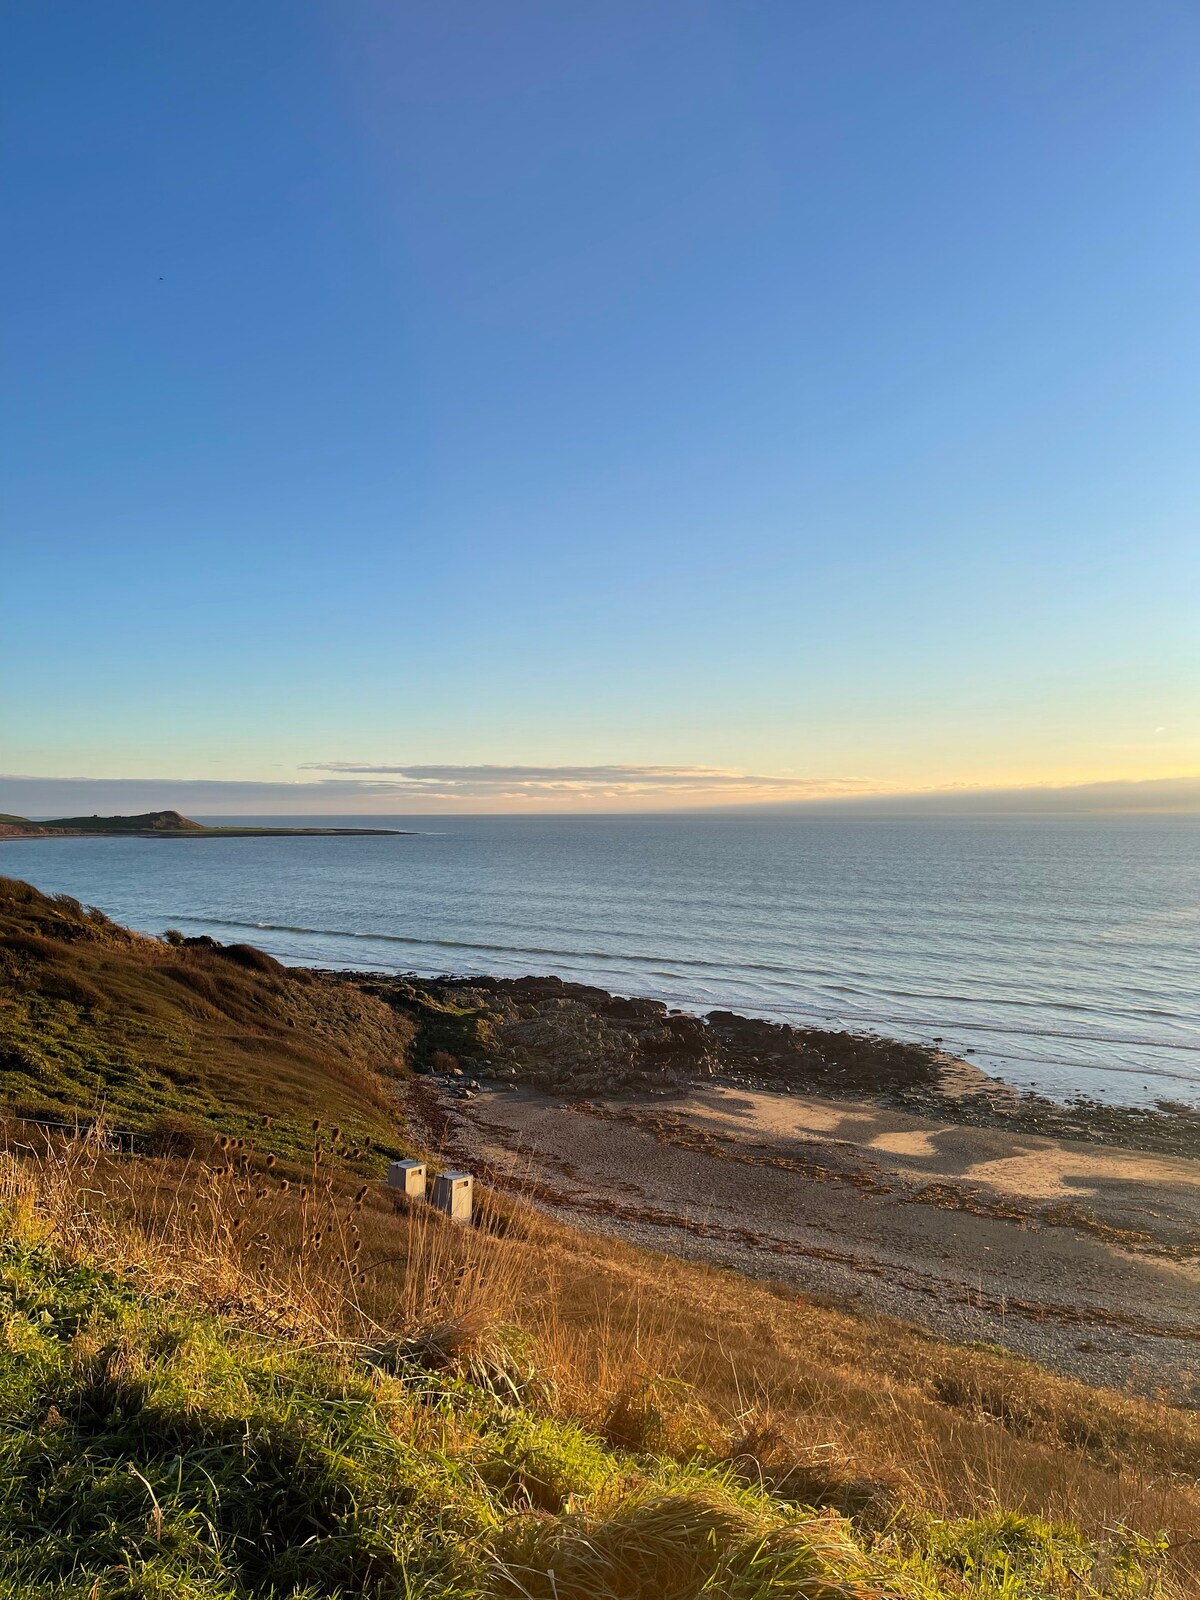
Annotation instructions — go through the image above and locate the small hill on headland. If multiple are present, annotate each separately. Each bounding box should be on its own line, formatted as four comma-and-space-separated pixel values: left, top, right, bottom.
0, 811, 407, 837
43, 808, 203, 832
0, 810, 204, 835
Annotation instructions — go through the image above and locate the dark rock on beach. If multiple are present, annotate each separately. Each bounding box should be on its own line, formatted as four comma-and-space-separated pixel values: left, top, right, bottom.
307, 964, 1199, 1159
321, 969, 944, 1099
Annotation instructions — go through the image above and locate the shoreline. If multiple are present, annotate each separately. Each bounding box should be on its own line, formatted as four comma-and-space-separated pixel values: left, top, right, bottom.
0, 826, 412, 839
322, 966, 1200, 1159
362, 961, 1198, 1394
404, 1073, 1200, 1399
4, 829, 1196, 1114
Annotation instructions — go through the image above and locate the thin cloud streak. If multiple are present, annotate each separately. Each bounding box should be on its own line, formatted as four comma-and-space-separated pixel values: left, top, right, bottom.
297, 761, 875, 799
1, 770, 1198, 817
0, 767, 876, 815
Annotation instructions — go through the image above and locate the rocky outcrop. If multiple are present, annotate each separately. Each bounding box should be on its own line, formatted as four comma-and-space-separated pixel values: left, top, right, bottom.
334, 967, 1200, 1153
352, 971, 943, 1098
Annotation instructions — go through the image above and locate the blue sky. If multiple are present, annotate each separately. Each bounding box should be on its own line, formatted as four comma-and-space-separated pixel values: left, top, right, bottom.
3, 1, 1197, 812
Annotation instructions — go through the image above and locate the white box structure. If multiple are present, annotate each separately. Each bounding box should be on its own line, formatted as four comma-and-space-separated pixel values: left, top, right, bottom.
387, 1159, 427, 1198
430, 1170, 473, 1223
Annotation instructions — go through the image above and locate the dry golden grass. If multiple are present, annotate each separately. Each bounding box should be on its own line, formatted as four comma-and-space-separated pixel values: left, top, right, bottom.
9, 1125, 1198, 1594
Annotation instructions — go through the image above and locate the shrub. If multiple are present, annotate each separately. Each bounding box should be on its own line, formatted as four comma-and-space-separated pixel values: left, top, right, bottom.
144, 1111, 214, 1158
220, 943, 286, 976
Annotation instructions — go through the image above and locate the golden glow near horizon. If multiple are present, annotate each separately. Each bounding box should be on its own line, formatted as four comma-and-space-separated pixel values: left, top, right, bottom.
2, 763, 1198, 817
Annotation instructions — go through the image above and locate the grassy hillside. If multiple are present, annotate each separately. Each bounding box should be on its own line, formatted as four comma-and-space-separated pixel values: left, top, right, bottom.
0, 1140, 1190, 1599
0, 877, 413, 1165
38, 809, 206, 832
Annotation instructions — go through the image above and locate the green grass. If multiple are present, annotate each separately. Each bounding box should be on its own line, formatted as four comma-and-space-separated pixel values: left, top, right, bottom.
0, 877, 413, 1169
36, 811, 206, 833
357, 978, 501, 1076
0, 1229, 1170, 1599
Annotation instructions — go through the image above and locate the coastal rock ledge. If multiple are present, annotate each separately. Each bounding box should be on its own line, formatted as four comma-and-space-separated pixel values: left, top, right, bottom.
341, 971, 945, 1098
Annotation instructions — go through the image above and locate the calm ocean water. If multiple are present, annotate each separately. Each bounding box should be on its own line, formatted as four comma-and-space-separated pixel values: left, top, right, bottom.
4, 814, 1198, 1108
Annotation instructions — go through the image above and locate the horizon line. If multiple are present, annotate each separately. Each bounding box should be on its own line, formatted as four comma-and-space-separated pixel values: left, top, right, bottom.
2, 771, 1199, 819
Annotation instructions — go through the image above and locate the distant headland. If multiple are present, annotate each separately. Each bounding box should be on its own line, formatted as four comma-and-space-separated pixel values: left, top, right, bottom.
0, 810, 410, 839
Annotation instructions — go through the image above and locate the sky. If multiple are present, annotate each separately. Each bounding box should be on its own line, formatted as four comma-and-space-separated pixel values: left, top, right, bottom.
2, 1, 1198, 814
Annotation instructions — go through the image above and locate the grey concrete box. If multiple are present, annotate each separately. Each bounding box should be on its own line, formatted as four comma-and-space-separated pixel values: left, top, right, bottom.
430, 1170, 473, 1223
387, 1159, 427, 1198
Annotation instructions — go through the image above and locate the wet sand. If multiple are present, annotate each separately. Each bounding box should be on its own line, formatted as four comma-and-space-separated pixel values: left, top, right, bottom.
427, 1081, 1200, 1399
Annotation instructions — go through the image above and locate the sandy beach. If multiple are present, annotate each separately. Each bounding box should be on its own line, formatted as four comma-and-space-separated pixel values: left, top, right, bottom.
417, 1078, 1200, 1399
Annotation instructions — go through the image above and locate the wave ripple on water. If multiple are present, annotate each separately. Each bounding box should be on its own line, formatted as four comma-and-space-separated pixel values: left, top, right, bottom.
3, 813, 1198, 1107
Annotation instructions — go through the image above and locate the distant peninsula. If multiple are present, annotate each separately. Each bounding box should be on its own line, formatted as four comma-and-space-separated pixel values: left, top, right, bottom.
0, 810, 410, 839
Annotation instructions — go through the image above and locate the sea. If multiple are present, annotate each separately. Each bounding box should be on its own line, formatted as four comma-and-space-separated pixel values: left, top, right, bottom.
3, 813, 1198, 1109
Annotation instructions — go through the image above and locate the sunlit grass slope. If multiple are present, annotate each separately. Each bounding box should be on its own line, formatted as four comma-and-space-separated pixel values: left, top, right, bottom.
0, 877, 413, 1165
0, 1137, 1192, 1598
0, 1152, 1184, 1600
